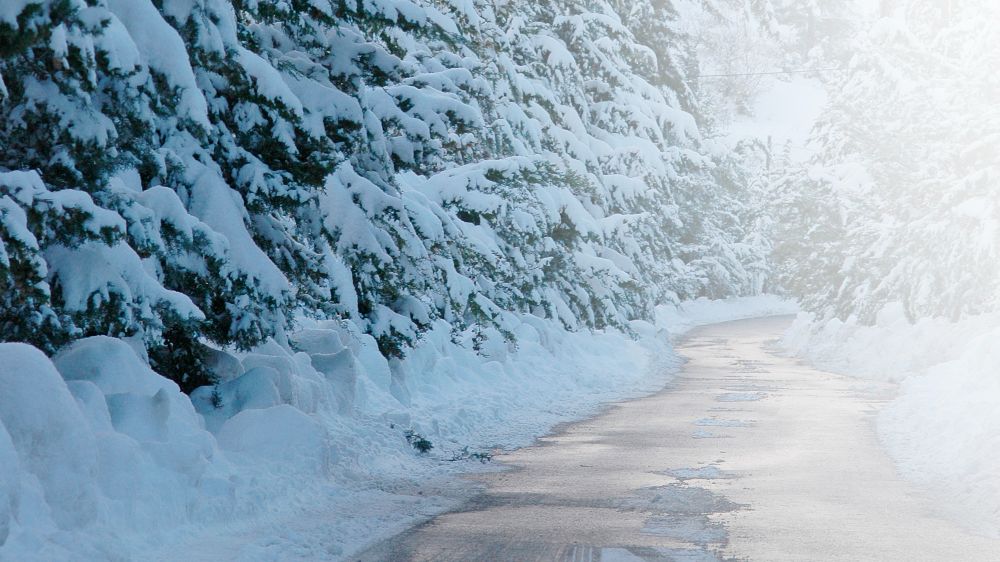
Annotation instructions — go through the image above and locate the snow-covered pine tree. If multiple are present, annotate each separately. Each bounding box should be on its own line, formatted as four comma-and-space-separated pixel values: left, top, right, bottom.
0, 3, 210, 381
0, 0, 296, 388
0, 0, 773, 388
773, 0, 1000, 323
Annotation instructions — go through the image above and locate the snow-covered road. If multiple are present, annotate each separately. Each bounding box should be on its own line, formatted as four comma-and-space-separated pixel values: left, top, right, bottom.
356, 316, 1000, 561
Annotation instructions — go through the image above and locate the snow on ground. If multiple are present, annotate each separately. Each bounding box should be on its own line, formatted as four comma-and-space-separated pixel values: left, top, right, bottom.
656, 295, 795, 341
0, 296, 792, 561
785, 305, 1000, 537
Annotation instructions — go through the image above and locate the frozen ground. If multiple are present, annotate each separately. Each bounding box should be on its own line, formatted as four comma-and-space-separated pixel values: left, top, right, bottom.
0, 296, 793, 561
358, 317, 1000, 561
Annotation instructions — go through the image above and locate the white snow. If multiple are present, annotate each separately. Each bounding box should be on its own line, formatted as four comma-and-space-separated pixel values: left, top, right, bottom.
0, 1, 33, 27
185, 158, 292, 301
106, 0, 211, 128
656, 295, 796, 340
0, 297, 791, 560
0, 344, 99, 532
236, 47, 305, 117
786, 307, 1000, 537
45, 241, 203, 323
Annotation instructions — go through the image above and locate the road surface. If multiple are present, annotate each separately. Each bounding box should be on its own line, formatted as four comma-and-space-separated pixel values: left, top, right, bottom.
356, 316, 1000, 561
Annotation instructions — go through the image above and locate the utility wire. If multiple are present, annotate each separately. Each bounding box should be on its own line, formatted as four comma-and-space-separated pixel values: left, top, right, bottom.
695, 67, 844, 78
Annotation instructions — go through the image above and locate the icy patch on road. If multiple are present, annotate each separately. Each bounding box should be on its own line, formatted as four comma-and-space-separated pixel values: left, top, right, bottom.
691, 430, 729, 439
631, 484, 741, 515
589, 546, 727, 562
664, 466, 730, 481
641, 514, 726, 545
694, 418, 753, 427
600, 548, 649, 562
645, 547, 728, 562
633, 483, 740, 549
715, 392, 767, 402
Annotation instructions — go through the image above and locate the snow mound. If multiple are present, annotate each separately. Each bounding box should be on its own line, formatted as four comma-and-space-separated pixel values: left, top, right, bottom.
0, 339, 238, 560
217, 405, 332, 474
0, 344, 99, 532
0, 297, 790, 560
786, 306, 1000, 537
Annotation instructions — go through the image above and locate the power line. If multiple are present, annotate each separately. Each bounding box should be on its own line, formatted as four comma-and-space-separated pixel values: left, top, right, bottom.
695, 67, 844, 78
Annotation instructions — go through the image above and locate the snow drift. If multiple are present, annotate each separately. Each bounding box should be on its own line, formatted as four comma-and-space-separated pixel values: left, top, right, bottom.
0, 296, 789, 560
786, 306, 1000, 538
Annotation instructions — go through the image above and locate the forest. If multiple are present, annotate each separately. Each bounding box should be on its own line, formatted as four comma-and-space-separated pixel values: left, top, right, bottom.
2, 0, 998, 559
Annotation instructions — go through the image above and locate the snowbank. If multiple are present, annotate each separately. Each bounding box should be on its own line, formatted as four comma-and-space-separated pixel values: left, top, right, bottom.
785, 305, 1000, 537
656, 294, 797, 339
0, 297, 792, 560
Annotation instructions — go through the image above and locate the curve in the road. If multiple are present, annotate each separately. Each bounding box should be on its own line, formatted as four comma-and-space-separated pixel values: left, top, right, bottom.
356, 316, 1000, 561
